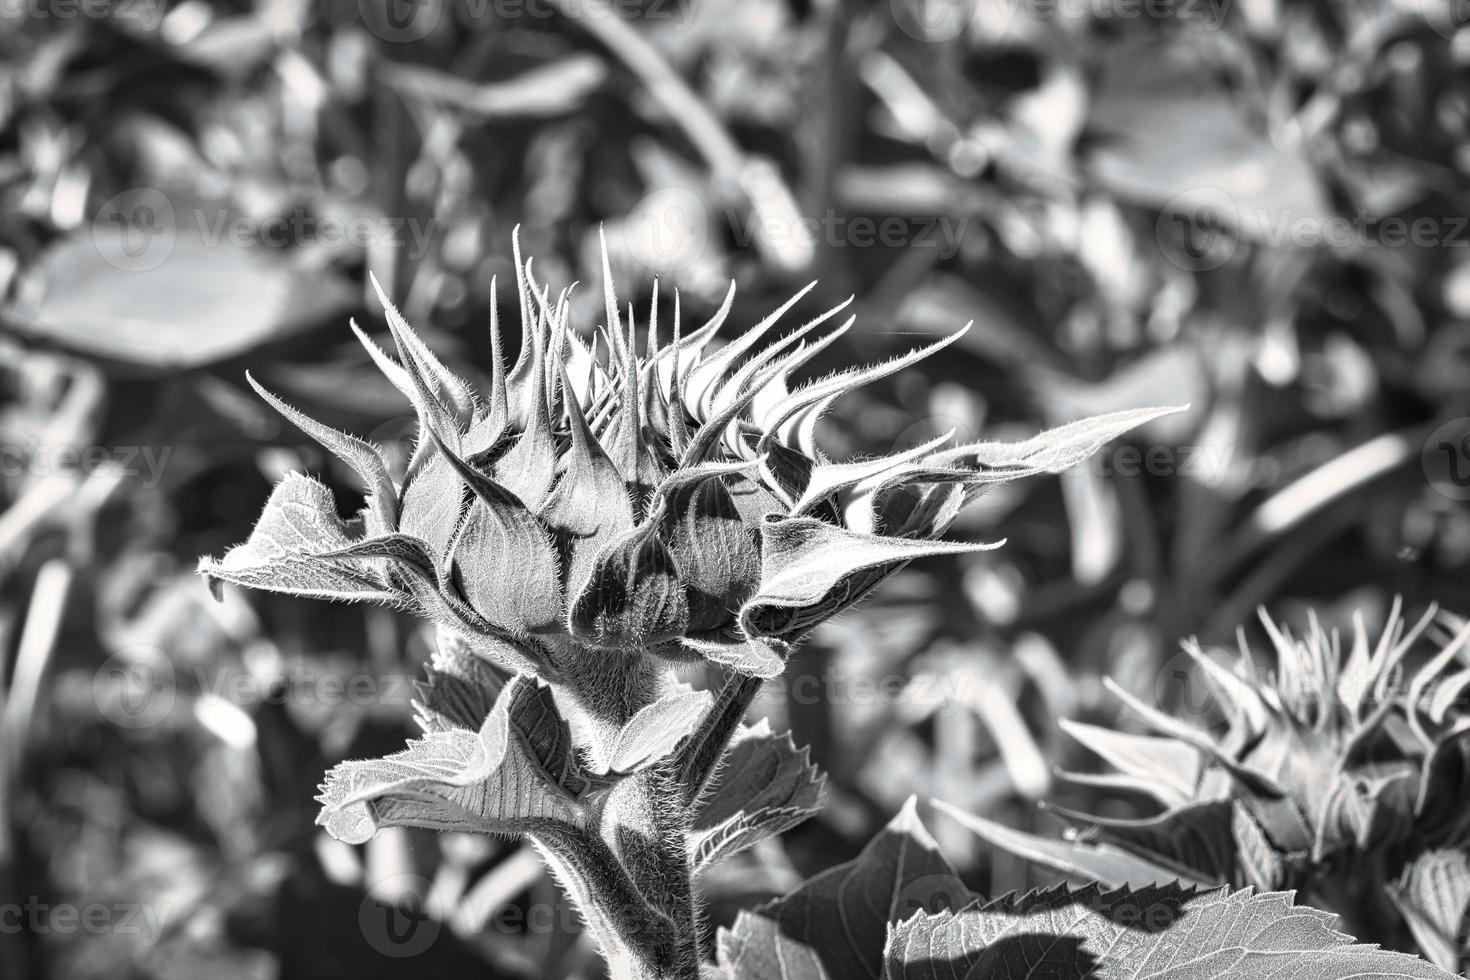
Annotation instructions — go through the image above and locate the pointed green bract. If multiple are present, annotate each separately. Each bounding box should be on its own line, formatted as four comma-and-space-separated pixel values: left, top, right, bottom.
661, 474, 761, 633
681, 632, 785, 678
740, 517, 1005, 640
602, 689, 713, 775
1390, 849, 1470, 973
197, 473, 396, 603
570, 523, 691, 649
412, 628, 510, 733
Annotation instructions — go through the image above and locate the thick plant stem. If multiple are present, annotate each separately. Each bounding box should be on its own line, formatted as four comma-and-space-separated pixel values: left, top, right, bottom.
600, 765, 701, 978
550, 649, 782, 977
535, 825, 691, 979
548, 659, 779, 977
546, 652, 702, 977
555, 649, 659, 772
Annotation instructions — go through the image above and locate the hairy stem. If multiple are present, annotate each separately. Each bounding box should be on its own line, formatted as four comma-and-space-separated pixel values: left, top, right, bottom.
602, 765, 700, 978
544, 653, 702, 977
555, 649, 659, 772
676, 673, 764, 805
552, 650, 782, 976
536, 824, 689, 979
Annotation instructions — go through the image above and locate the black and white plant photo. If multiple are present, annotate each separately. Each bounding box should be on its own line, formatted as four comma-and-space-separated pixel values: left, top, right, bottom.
3, 0, 1470, 977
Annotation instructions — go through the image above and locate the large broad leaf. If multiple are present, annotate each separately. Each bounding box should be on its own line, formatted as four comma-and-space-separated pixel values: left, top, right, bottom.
1090, 97, 1330, 242
691, 721, 826, 874
933, 801, 1215, 891
1085, 41, 1329, 244
9, 228, 353, 369
884, 883, 1457, 979
317, 675, 589, 844
716, 799, 970, 980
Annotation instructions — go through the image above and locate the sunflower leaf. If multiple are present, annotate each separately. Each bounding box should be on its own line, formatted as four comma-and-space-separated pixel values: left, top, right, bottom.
932, 799, 1212, 890
716, 799, 968, 980
691, 721, 825, 873
317, 675, 586, 845
883, 883, 1457, 980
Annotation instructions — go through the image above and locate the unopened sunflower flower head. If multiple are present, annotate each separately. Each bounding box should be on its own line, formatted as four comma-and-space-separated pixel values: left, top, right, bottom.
200, 232, 1177, 775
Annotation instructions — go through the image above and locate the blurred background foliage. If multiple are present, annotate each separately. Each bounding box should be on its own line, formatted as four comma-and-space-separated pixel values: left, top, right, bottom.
3, 0, 1470, 975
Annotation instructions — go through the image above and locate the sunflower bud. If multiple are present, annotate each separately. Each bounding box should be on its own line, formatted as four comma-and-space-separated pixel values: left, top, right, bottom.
200, 232, 1177, 693
1053, 601, 1470, 892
